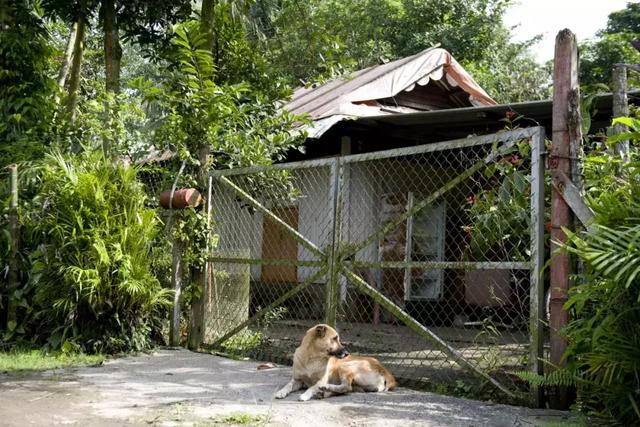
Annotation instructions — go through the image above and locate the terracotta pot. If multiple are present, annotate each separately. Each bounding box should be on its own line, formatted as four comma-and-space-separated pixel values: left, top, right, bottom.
159, 188, 202, 209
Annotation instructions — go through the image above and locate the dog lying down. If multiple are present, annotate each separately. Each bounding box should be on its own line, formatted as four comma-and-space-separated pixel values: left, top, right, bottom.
275, 324, 396, 401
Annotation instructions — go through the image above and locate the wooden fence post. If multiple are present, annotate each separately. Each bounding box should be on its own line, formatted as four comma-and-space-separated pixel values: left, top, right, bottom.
550, 29, 581, 409
612, 64, 630, 162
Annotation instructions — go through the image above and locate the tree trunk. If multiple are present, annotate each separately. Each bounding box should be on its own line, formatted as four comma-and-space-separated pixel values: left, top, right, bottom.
103, 0, 121, 94
65, 17, 86, 124
6, 164, 19, 328
188, 0, 217, 350
102, 0, 122, 157
200, 0, 216, 53
187, 145, 212, 351
55, 22, 78, 105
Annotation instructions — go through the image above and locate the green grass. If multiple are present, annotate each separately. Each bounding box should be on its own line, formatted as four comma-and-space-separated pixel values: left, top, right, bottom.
213, 412, 271, 426
0, 349, 105, 373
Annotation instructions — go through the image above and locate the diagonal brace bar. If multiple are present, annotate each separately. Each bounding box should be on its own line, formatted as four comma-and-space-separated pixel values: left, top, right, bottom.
551, 170, 595, 232
217, 176, 325, 258
342, 268, 517, 399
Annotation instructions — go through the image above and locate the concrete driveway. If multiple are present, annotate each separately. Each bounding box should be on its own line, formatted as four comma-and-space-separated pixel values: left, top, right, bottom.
0, 348, 574, 426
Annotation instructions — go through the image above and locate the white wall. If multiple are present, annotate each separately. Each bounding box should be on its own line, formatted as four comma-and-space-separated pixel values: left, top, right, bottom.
296, 167, 332, 281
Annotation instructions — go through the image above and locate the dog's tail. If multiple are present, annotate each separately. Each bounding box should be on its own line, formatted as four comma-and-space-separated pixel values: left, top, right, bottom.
384, 369, 397, 391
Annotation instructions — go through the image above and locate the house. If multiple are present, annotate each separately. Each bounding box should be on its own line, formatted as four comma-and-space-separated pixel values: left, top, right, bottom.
211, 47, 635, 326
285, 47, 496, 138
212, 48, 508, 322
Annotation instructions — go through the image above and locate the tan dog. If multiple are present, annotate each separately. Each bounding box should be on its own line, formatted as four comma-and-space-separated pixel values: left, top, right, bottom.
274, 324, 396, 401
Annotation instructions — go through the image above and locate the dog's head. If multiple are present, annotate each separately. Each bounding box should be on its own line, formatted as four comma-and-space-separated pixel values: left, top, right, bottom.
304, 324, 349, 359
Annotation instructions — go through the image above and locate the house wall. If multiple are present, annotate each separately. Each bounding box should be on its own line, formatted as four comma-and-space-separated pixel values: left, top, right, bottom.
296, 167, 332, 281
344, 162, 378, 263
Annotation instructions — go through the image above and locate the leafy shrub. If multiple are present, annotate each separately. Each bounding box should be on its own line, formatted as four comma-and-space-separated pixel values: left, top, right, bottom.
464, 137, 533, 261
521, 116, 640, 424
560, 119, 640, 423
26, 151, 171, 353
0, 1, 56, 165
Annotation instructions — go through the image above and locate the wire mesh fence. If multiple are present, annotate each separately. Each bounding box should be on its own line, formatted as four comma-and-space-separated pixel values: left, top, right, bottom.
201, 127, 546, 402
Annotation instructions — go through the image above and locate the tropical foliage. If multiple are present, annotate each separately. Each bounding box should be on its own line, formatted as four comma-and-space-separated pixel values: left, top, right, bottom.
559, 116, 640, 425
252, 0, 550, 102
518, 116, 640, 424
0, 0, 56, 163
0, 1, 306, 353
580, 2, 640, 88
464, 135, 533, 262
25, 151, 171, 353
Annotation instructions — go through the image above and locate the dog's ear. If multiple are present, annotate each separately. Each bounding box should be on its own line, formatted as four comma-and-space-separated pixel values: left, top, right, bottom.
315, 325, 327, 338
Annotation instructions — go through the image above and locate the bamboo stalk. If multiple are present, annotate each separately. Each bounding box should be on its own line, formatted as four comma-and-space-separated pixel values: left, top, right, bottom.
7, 164, 19, 326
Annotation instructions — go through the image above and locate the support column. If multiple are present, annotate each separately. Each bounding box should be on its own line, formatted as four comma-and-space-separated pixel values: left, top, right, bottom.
549, 29, 581, 409
325, 157, 343, 327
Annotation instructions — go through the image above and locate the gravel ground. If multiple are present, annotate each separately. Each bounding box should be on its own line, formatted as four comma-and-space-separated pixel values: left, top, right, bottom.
0, 348, 575, 426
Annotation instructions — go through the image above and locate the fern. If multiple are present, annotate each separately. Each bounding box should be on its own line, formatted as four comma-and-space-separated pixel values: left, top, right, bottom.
514, 369, 578, 388
557, 114, 640, 426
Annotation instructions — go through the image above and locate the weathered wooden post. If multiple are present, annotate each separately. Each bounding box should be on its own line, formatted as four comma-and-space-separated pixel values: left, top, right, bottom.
612, 64, 630, 161
6, 164, 19, 327
549, 29, 581, 409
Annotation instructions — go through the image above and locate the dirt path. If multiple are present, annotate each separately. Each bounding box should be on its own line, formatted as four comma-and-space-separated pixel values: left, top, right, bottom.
0, 348, 573, 426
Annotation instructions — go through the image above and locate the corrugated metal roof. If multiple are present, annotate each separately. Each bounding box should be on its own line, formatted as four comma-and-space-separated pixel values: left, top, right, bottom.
284, 47, 497, 138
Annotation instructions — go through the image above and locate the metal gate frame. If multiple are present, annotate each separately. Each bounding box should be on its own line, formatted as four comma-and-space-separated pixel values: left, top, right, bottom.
208, 126, 546, 400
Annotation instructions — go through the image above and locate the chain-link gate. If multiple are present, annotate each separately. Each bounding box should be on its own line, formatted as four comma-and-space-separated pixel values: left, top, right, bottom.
203, 127, 546, 402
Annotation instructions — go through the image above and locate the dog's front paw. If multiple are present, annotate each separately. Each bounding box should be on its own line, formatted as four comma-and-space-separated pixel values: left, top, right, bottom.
274, 389, 288, 399
298, 391, 313, 401
318, 384, 328, 392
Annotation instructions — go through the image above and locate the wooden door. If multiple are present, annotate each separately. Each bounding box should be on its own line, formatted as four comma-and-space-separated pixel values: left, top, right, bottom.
261, 207, 298, 283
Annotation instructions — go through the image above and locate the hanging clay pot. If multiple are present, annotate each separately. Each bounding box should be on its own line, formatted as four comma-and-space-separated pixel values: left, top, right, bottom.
159, 188, 202, 209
